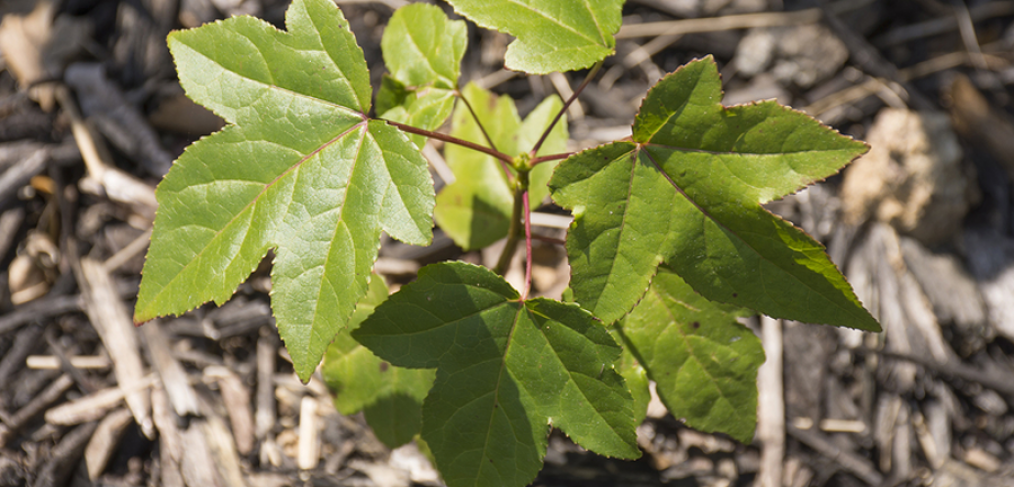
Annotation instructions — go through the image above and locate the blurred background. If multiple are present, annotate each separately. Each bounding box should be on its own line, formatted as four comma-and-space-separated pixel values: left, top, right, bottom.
0, 0, 1013, 486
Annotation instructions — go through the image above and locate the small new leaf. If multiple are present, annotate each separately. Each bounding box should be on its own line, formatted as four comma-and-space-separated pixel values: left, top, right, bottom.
136, 0, 434, 382
550, 56, 879, 332
353, 262, 639, 487
434, 83, 567, 250
378, 3, 466, 148
444, 0, 623, 74
618, 266, 763, 443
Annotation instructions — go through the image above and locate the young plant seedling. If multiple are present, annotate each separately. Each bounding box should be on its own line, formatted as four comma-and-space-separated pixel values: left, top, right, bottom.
136, 1, 880, 486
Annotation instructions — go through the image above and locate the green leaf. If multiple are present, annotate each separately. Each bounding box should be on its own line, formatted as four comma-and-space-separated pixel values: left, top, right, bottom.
445, 0, 623, 74
550, 56, 879, 332
617, 266, 763, 443
135, 0, 435, 382
353, 262, 639, 487
377, 3, 466, 148
322, 275, 435, 448
434, 83, 567, 250
611, 329, 649, 426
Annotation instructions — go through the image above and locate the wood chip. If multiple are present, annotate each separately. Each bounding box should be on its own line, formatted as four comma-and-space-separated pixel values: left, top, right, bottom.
83, 407, 133, 480
297, 395, 319, 471
141, 320, 199, 417
76, 257, 154, 437
204, 365, 255, 455
26, 355, 110, 370
45, 375, 154, 425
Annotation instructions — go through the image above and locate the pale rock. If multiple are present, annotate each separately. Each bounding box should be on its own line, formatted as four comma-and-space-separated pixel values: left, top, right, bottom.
842, 109, 976, 245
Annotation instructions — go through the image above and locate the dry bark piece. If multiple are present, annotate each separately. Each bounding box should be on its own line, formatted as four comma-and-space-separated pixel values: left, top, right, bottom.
841, 108, 976, 245
900, 237, 988, 356
64, 63, 174, 177
255, 327, 277, 441
141, 320, 200, 418
0, 0, 91, 111
0, 374, 73, 447
83, 407, 134, 480
948, 73, 1014, 183
756, 316, 785, 487
8, 231, 59, 305
0, 147, 48, 223
75, 257, 154, 437
297, 396, 319, 471
44, 375, 154, 425
31, 421, 98, 487
0, 325, 44, 392
204, 365, 255, 455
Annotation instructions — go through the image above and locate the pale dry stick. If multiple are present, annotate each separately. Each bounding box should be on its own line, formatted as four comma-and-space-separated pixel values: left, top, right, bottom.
102, 228, 152, 273
787, 424, 885, 486
255, 327, 277, 441
26, 355, 109, 370
529, 212, 572, 230
0, 374, 74, 447
951, 0, 990, 72
54, 86, 157, 219
198, 394, 248, 487
150, 385, 185, 487
819, 418, 866, 434
423, 143, 455, 185
804, 50, 986, 118
76, 257, 155, 437
616, 9, 822, 39
204, 365, 255, 456
83, 407, 133, 480
298, 395, 320, 471
757, 316, 785, 487
879, 1, 1014, 46
45, 375, 155, 425
548, 72, 584, 120
140, 320, 200, 417
600, 33, 683, 90
474, 69, 519, 91
32, 421, 99, 487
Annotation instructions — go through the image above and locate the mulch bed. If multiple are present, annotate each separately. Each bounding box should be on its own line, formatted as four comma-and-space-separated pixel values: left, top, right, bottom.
1, 0, 1014, 486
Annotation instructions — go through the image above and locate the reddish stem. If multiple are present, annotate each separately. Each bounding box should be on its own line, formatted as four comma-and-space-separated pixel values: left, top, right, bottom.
530, 60, 603, 156
383, 119, 513, 164
530, 152, 575, 166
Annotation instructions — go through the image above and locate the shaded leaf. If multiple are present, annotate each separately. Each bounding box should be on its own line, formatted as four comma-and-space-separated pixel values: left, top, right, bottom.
617, 266, 762, 443
550, 56, 879, 332
434, 83, 567, 250
353, 262, 639, 487
445, 0, 623, 73
135, 0, 434, 382
322, 276, 435, 448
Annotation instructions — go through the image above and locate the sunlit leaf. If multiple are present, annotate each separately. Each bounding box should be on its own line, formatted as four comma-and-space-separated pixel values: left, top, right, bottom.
135, 0, 434, 381
551, 56, 879, 332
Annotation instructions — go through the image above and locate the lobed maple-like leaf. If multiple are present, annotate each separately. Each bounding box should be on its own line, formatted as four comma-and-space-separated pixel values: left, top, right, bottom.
617, 265, 763, 443
135, 0, 434, 381
353, 262, 639, 487
377, 3, 466, 148
322, 275, 435, 448
434, 83, 567, 250
444, 0, 623, 74
550, 56, 880, 332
